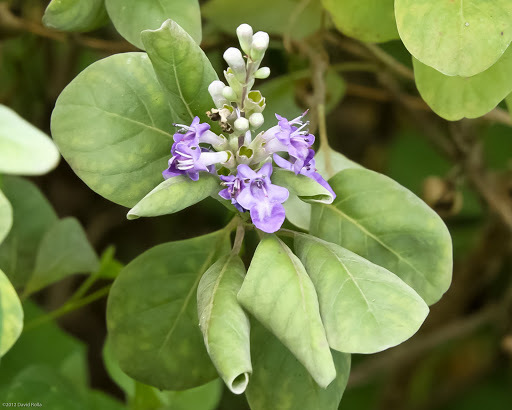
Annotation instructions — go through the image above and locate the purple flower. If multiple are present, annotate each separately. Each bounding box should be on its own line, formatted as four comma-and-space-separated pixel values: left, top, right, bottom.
274, 149, 336, 200
173, 116, 226, 148
219, 174, 246, 212
236, 163, 289, 233
262, 112, 315, 170
163, 142, 228, 181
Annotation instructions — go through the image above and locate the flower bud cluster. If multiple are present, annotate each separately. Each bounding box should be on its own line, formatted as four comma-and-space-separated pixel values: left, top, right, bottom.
162, 25, 335, 233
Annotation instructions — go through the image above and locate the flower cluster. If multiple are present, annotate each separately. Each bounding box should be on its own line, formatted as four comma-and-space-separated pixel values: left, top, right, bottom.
163, 24, 334, 233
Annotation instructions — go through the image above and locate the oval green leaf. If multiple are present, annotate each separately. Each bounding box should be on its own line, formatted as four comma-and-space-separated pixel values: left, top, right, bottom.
395, 0, 512, 76
237, 235, 336, 388
272, 169, 334, 204
128, 174, 219, 220
5, 365, 84, 409
197, 254, 251, 394
413, 48, 512, 121
106, 0, 201, 49
51, 52, 174, 208
43, 0, 108, 32
310, 168, 452, 305
294, 233, 429, 353
322, 0, 398, 43
141, 19, 218, 125
107, 230, 230, 390
0, 268, 23, 356
246, 321, 351, 410
0, 177, 58, 288
0, 189, 12, 245
0, 105, 60, 176
24, 218, 99, 296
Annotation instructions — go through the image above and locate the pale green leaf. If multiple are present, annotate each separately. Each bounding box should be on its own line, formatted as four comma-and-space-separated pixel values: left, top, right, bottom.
294, 233, 429, 353
106, 0, 201, 49
414, 48, 512, 120
4, 365, 85, 409
0, 301, 88, 391
107, 230, 230, 390
197, 254, 251, 394
283, 194, 311, 231
395, 0, 512, 76
141, 19, 218, 124
0, 177, 58, 288
87, 391, 126, 410
43, 0, 108, 32
51, 52, 174, 208
272, 169, 333, 204
506, 93, 512, 119
237, 235, 336, 388
128, 174, 219, 220
103, 338, 223, 410
310, 168, 453, 305
0, 268, 23, 356
24, 218, 99, 295
203, 0, 322, 40
246, 321, 351, 410
322, 0, 398, 43
282, 147, 361, 231
315, 146, 363, 179
0, 189, 12, 245
0, 105, 60, 176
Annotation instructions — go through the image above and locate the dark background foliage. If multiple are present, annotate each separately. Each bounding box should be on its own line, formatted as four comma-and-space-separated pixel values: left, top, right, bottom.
1, 0, 511, 409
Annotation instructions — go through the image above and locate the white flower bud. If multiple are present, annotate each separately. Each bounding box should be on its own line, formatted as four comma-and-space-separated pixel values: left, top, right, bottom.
208, 80, 228, 108
236, 24, 253, 55
250, 31, 269, 61
223, 47, 246, 82
254, 67, 270, 79
234, 117, 250, 133
222, 86, 238, 102
249, 113, 264, 129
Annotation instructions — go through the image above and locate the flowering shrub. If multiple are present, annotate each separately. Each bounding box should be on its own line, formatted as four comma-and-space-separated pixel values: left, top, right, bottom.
42, 18, 454, 408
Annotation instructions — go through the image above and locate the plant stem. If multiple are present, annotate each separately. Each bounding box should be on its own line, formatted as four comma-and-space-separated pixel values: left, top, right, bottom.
23, 285, 111, 331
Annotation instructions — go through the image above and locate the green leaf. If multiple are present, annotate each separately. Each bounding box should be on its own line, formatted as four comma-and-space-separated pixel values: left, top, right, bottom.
282, 147, 361, 231
104, 337, 223, 409
106, 0, 201, 49
395, 0, 512, 77
283, 194, 311, 231
96, 246, 124, 280
43, 0, 108, 32
315, 146, 363, 179
0, 105, 60, 176
237, 235, 336, 388
413, 48, 512, 121
203, 0, 323, 40
24, 218, 99, 295
141, 19, 218, 125
0, 268, 23, 356
310, 168, 453, 305
128, 174, 220, 220
51, 52, 175, 208
197, 254, 251, 394
294, 233, 429, 353
4, 365, 85, 409
107, 230, 230, 390
0, 189, 12, 245
0, 177, 58, 288
0, 301, 88, 392
322, 0, 398, 43
272, 169, 334, 204
246, 321, 351, 410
